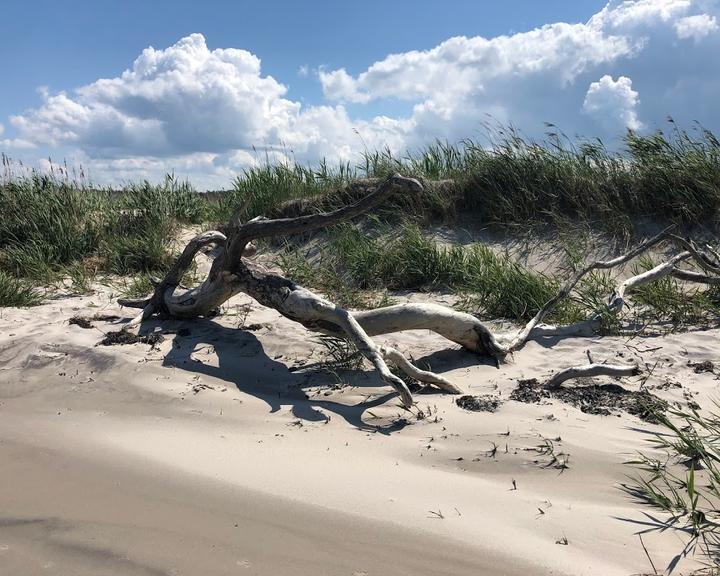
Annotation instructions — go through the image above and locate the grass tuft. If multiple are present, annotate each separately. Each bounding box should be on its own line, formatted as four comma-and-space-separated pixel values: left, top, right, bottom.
279, 222, 579, 322
625, 404, 720, 566
0, 270, 42, 307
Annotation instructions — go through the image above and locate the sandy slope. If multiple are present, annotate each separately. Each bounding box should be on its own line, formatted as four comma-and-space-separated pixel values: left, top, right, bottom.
1, 280, 717, 575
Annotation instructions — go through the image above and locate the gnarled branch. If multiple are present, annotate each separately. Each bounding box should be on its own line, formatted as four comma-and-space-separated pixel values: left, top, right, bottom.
116, 174, 720, 407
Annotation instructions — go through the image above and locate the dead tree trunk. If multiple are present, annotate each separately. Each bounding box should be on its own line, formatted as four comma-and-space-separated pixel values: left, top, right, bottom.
118, 174, 720, 405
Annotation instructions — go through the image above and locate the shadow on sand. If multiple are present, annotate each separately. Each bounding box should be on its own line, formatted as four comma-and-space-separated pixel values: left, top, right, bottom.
136, 317, 479, 434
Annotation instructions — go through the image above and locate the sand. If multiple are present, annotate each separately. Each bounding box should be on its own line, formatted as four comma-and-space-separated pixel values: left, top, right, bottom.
1, 276, 717, 575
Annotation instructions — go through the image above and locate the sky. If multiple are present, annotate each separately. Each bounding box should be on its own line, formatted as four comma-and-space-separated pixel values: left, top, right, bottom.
1, 0, 719, 189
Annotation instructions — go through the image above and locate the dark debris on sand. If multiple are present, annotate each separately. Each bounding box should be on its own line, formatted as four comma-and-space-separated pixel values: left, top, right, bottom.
689, 360, 715, 374
69, 314, 121, 329
69, 316, 94, 329
509, 378, 668, 423
243, 323, 267, 332
99, 330, 164, 348
455, 395, 502, 412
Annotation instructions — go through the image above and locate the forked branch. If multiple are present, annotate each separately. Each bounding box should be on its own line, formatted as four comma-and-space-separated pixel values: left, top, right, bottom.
116, 174, 720, 407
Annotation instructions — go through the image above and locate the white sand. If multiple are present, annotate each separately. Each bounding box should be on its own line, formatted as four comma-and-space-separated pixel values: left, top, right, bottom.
1, 280, 716, 575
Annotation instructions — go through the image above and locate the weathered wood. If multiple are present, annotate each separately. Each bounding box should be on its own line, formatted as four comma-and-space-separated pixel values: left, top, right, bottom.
500, 226, 675, 353
671, 268, 720, 284
116, 174, 720, 406
545, 363, 641, 390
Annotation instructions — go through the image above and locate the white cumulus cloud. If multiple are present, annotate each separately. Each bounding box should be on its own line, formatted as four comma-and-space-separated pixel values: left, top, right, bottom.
583, 75, 643, 130
4, 1, 720, 188
0, 121, 36, 151
588, 0, 693, 29
319, 68, 371, 103
675, 13, 719, 38
320, 24, 638, 105
315, 0, 720, 149
8, 34, 403, 171
11, 34, 298, 157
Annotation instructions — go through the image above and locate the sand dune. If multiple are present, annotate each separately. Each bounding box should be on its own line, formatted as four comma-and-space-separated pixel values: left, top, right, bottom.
1, 283, 716, 575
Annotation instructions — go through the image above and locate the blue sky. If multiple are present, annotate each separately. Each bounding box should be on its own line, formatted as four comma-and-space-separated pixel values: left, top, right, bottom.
1, 0, 719, 188
1, 1, 606, 116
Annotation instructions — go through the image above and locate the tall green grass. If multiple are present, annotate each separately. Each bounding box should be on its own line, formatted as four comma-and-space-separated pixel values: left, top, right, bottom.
0, 170, 211, 301
0, 270, 41, 307
99, 177, 206, 275
217, 159, 355, 222
0, 174, 102, 278
207, 123, 720, 235
278, 222, 580, 321
359, 123, 720, 231
2, 123, 719, 310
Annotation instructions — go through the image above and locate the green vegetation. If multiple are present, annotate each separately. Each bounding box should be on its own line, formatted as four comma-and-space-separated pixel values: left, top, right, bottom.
206, 122, 720, 231
631, 256, 720, 329
1, 123, 719, 318
625, 405, 720, 568
0, 166, 212, 304
0, 269, 41, 307
278, 222, 579, 321
235, 122, 720, 233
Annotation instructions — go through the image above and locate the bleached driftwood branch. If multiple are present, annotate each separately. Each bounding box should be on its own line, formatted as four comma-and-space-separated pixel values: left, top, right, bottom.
545, 363, 641, 390
117, 174, 720, 406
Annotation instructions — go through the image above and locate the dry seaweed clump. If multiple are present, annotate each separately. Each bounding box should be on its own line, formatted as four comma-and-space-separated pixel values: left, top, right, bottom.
689, 360, 715, 374
510, 378, 667, 423
99, 330, 164, 347
69, 316, 94, 329
456, 395, 502, 412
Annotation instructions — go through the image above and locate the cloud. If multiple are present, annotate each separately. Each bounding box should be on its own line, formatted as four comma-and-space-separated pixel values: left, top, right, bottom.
0, 139, 37, 150
4, 1, 720, 188
0, 121, 36, 150
316, 0, 720, 146
583, 75, 643, 130
589, 0, 693, 29
320, 24, 638, 105
675, 13, 719, 38
8, 34, 401, 169
11, 34, 298, 157
319, 68, 371, 103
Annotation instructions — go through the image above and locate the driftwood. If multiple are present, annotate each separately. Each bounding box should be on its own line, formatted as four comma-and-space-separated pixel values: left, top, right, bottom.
118, 174, 720, 406
545, 363, 642, 390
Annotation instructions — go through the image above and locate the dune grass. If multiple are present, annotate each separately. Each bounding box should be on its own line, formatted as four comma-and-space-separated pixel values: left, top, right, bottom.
207, 122, 720, 233
279, 122, 720, 235
277, 221, 579, 321
625, 404, 720, 570
0, 170, 211, 300
0, 270, 41, 307
1, 124, 719, 313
